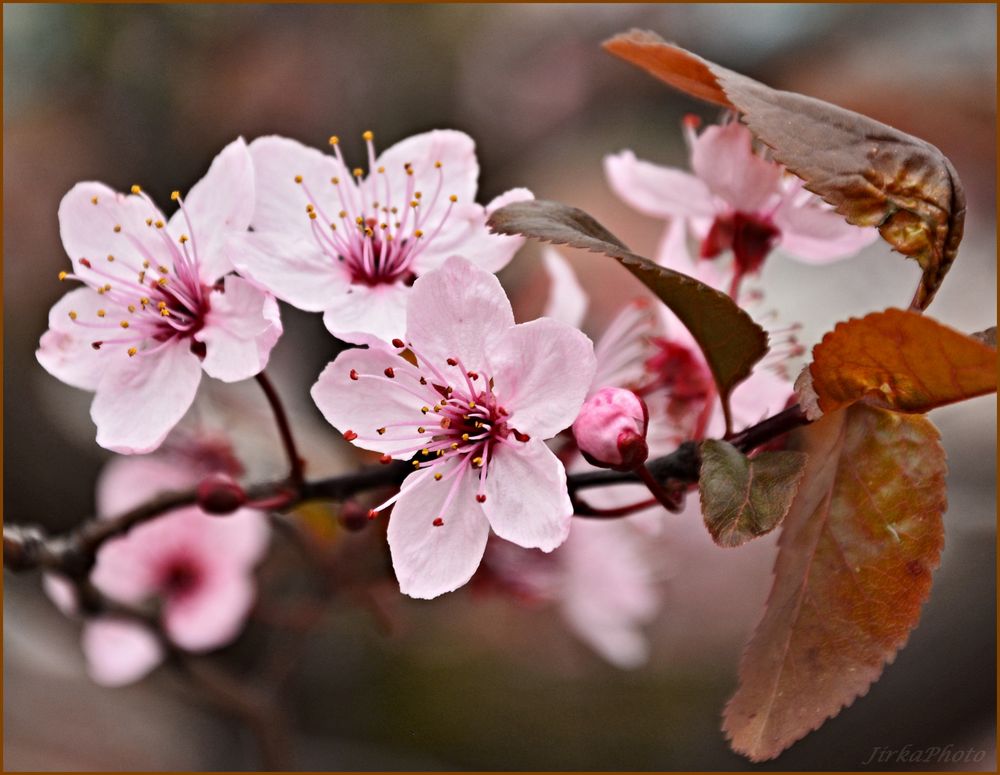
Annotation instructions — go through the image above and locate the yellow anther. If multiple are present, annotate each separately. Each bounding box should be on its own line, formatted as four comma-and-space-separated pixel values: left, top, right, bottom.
97, 309, 106, 317
433, 403, 442, 412
472, 456, 483, 466
364, 227, 373, 237
417, 427, 426, 434
421, 448, 429, 456
106, 254, 115, 262
352, 168, 364, 178
157, 301, 167, 308
450, 443, 459, 450
328, 135, 339, 146
390, 206, 398, 214
90, 196, 98, 205
406, 167, 414, 176
355, 216, 364, 225
157, 277, 168, 286
128, 304, 136, 313
142, 260, 151, 269
171, 190, 181, 201
127, 347, 138, 357
377, 166, 385, 173
414, 192, 422, 199
157, 265, 168, 274
306, 203, 315, 212
137, 271, 146, 283
434, 472, 443, 481
119, 320, 129, 329
179, 235, 188, 244
68, 310, 77, 320
294, 175, 303, 184
461, 433, 470, 441
468, 401, 476, 409
380, 223, 388, 230
339, 210, 347, 219
329, 223, 337, 231
103, 284, 111, 292
414, 229, 424, 238
434, 161, 442, 169
139, 297, 150, 306
145, 218, 153, 226
362, 130, 374, 141
449, 195, 458, 203
160, 308, 171, 317
308, 212, 317, 220
154, 220, 164, 229
113, 224, 122, 233
58, 271, 68, 281
412, 461, 421, 468
410, 201, 419, 208
421, 406, 430, 414
130, 184, 141, 194
377, 427, 387, 435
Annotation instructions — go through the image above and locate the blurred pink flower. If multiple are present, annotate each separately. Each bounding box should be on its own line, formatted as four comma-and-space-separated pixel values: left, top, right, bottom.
234, 130, 532, 345
44, 437, 269, 686
312, 256, 596, 599
36, 138, 283, 454
604, 119, 877, 289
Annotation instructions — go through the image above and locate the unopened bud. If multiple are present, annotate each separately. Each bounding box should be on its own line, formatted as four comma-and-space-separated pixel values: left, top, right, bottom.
572, 387, 649, 471
338, 500, 369, 532
196, 474, 247, 515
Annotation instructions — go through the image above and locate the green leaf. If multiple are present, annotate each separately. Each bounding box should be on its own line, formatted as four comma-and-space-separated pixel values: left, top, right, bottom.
487, 199, 769, 431
699, 440, 807, 548
722, 404, 947, 761
603, 29, 966, 311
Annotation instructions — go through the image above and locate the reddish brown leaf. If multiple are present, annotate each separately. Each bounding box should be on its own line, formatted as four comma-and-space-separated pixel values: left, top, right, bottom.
603, 29, 966, 311
806, 308, 997, 415
699, 440, 807, 548
723, 404, 946, 761
487, 199, 769, 431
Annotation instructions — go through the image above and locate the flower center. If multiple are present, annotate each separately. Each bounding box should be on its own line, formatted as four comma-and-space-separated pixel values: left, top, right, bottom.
61, 188, 211, 360
157, 554, 203, 601
344, 338, 531, 526
293, 131, 459, 288
700, 210, 781, 276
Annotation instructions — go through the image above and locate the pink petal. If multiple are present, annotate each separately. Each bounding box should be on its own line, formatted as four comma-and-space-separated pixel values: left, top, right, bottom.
167, 137, 255, 282
228, 231, 350, 313
91, 342, 203, 454
406, 255, 514, 369
196, 275, 283, 382
386, 465, 490, 599
59, 183, 174, 282
36, 287, 110, 390
690, 123, 782, 213
561, 519, 658, 668
772, 186, 878, 264
410, 188, 533, 276
312, 346, 428, 458
42, 573, 79, 617
82, 618, 164, 687
249, 135, 343, 238
322, 282, 410, 345
191, 507, 270, 567
542, 248, 588, 329
375, 129, 479, 216
482, 438, 572, 551
163, 569, 256, 652
487, 318, 596, 439
97, 455, 202, 518
604, 150, 715, 219
728, 365, 794, 434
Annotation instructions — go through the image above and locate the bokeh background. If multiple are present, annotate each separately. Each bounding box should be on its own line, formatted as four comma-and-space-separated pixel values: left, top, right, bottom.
4, 3, 996, 771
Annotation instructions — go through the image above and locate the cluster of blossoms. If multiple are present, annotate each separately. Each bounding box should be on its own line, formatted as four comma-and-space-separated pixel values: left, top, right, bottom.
36, 118, 874, 674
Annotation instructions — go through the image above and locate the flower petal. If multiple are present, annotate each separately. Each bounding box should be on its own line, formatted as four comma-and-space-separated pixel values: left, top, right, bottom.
690, 123, 782, 213
42, 573, 79, 617
387, 465, 490, 599
163, 569, 256, 652
91, 342, 202, 454
322, 281, 410, 345
410, 188, 533, 276
193, 507, 271, 567
542, 247, 588, 329
36, 287, 111, 390
487, 318, 596, 439
604, 150, 715, 219
82, 618, 163, 687
196, 274, 283, 382
249, 135, 343, 238
168, 137, 255, 282
227, 231, 350, 313
772, 184, 877, 264
375, 129, 479, 215
406, 255, 514, 368
311, 345, 430, 457
482, 437, 572, 551
97, 455, 203, 518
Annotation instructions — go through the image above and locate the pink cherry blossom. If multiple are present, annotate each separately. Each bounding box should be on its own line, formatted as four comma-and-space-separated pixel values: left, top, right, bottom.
36, 139, 283, 454
233, 130, 533, 345
311, 256, 596, 599
605, 118, 877, 289
44, 437, 269, 686
572, 387, 649, 471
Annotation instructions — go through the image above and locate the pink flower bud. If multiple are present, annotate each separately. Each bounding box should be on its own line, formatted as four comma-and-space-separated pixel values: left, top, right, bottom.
572, 387, 649, 471
196, 474, 247, 515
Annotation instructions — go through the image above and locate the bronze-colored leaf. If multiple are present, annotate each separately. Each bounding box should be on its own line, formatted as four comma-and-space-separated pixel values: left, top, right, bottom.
723, 404, 946, 761
604, 29, 966, 311
487, 199, 768, 431
971, 325, 997, 348
807, 308, 998, 415
699, 440, 807, 548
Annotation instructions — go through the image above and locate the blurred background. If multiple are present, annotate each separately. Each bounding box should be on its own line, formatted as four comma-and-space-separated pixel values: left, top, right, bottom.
4, 3, 996, 770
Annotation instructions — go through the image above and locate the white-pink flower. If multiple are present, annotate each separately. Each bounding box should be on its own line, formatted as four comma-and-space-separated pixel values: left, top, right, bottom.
233, 129, 533, 345
44, 437, 269, 686
605, 119, 877, 286
36, 138, 283, 454
311, 256, 596, 599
